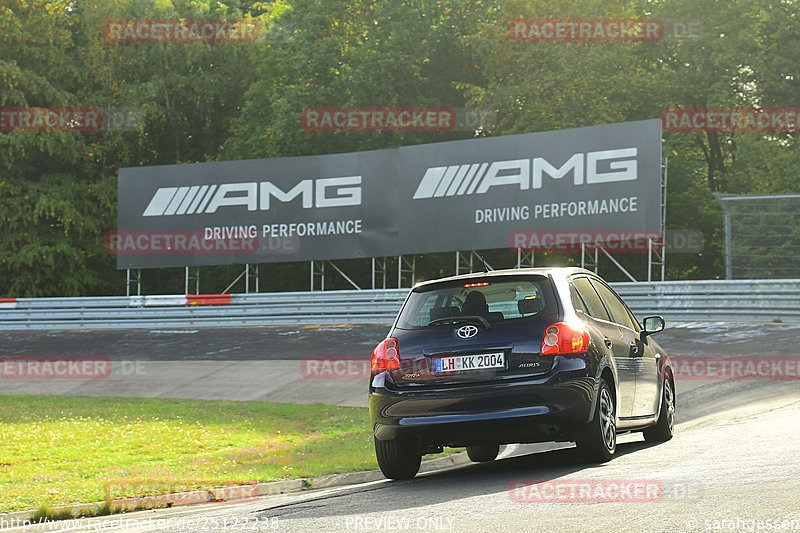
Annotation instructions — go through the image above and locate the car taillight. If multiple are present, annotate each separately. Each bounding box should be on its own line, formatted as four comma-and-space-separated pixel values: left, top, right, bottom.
541, 323, 590, 356
372, 338, 400, 371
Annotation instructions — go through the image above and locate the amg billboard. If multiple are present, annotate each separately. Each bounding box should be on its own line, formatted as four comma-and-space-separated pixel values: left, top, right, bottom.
116, 119, 661, 268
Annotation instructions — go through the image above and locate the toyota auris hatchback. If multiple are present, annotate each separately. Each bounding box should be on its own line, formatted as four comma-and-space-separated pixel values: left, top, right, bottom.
369, 267, 675, 479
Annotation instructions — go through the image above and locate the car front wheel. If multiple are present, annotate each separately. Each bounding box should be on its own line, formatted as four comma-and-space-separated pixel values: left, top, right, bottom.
576, 379, 616, 463
374, 436, 421, 480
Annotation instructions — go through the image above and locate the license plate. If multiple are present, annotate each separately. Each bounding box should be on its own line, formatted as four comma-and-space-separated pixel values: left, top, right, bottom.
434, 352, 505, 373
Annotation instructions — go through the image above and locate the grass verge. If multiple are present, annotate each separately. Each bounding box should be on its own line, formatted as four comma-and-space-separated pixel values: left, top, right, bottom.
0, 395, 380, 513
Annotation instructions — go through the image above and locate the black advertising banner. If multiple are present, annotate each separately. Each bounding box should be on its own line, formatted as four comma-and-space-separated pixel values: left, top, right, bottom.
115, 119, 662, 268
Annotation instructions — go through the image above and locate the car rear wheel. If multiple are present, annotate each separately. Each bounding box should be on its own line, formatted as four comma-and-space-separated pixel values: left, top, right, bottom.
576, 379, 616, 463
643, 377, 675, 442
466, 443, 500, 462
374, 436, 421, 480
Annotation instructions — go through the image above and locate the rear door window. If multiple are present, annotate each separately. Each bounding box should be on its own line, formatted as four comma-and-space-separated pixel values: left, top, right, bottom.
571, 277, 611, 322
589, 279, 640, 332
396, 275, 557, 328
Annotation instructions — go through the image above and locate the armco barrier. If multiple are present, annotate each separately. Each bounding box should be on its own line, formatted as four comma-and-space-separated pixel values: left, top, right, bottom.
0, 280, 798, 330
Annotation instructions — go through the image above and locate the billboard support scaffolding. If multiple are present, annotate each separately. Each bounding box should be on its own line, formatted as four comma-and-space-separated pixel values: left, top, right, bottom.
399, 255, 416, 287
126, 268, 141, 297
246, 264, 259, 293
516, 249, 535, 269
311, 260, 362, 291
581, 244, 599, 274
456, 251, 495, 276
372, 257, 388, 289
184, 266, 200, 295
310, 260, 324, 291
647, 156, 669, 282
222, 266, 246, 294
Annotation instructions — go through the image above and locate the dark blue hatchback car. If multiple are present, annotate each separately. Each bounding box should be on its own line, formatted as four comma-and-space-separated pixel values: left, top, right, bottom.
369, 267, 675, 479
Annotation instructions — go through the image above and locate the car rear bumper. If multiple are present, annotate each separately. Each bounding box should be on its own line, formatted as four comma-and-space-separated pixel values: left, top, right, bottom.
370, 365, 598, 447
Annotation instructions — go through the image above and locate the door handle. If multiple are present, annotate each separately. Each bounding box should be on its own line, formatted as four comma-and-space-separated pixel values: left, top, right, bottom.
603, 337, 613, 349
630, 342, 640, 356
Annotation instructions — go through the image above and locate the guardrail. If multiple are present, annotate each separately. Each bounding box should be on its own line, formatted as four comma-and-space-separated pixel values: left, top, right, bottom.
0, 291, 409, 330
612, 279, 800, 323
0, 279, 798, 330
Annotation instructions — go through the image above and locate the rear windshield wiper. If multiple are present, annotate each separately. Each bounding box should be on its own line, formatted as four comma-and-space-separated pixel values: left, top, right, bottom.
427, 315, 491, 330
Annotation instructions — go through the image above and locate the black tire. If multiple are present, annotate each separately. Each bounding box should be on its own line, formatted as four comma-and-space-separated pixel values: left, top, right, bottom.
643, 377, 675, 443
466, 443, 500, 463
576, 379, 616, 463
374, 436, 421, 480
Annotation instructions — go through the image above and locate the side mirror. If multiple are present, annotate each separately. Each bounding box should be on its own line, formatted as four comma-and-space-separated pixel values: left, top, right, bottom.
642, 316, 665, 337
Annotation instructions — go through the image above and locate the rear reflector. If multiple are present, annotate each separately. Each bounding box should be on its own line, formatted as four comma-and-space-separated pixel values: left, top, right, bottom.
541, 323, 590, 356
372, 338, 400, 371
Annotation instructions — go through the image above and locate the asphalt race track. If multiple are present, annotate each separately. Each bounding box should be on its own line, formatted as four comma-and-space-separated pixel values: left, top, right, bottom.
1, 321, 800, 532
2, 321, 800, 361
2, 321, 800, 409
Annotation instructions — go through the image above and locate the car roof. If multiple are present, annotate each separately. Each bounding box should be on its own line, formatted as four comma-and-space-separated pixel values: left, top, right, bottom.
410, 266, 596, 290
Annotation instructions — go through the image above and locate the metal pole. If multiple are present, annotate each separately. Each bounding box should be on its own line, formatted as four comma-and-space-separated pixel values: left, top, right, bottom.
648, 238, 653, 283
371, 258, 375, 290
713, 193, 733, 280
598, 246, 637, 282
310, 261, 314, 291
661, 156, 668, 282
397, 255, 402, 288
327, 261, 361, 290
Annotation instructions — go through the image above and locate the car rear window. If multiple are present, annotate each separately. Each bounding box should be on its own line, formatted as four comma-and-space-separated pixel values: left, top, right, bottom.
396, 275, 557, 328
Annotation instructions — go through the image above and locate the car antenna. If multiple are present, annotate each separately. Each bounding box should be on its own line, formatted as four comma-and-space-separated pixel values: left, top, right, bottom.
474, 252, 491, 273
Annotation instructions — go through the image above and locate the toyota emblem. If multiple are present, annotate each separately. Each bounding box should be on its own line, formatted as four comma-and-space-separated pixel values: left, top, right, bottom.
457, 325, 479, 339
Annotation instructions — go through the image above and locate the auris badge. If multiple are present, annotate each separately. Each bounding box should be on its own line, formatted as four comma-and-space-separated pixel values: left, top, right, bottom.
457, 325, 479, 339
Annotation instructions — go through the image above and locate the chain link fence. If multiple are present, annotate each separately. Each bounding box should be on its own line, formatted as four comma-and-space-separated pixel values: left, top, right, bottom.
715, 193, 800, 279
